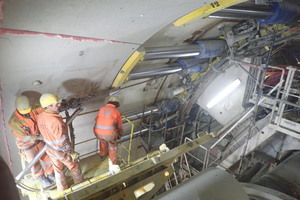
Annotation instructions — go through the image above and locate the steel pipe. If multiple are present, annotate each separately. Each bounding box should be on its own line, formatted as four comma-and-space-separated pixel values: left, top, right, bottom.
210, 5, 273, 19
210, 3, 300, 24
117, 128, 149, 143
15, 146, 46, 182
130, 59, 209, 80
129, 66, 182, 80
123, 108, 158, 122
133, 40, 225, 80
144, 45, 200, 60
144, 40, 226, 60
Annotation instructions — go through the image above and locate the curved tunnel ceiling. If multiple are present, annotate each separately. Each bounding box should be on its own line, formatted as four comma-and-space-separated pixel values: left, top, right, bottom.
0, 0, 235, 100
0, 0, 247, 115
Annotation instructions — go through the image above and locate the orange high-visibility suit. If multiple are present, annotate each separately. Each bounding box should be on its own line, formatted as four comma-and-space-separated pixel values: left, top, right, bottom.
8, 105, 54, 178
37, 111, 83, 191
94, 103, 124, 164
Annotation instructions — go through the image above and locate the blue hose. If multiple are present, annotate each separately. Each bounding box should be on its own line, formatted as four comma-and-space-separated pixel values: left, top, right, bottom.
258, 2, 300, 24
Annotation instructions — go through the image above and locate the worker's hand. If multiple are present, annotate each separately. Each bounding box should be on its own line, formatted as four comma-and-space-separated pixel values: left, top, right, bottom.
70, 152, 80, 162
35, 135, 43, 141
25, 135, 38, 143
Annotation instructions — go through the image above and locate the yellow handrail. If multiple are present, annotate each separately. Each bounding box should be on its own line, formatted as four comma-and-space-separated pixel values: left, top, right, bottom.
121, 115, 134, 164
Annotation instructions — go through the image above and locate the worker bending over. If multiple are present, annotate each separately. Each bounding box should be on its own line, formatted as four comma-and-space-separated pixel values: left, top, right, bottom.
9, 95, 55, 189
94, 96, 124, 165
37, 93, 83, 191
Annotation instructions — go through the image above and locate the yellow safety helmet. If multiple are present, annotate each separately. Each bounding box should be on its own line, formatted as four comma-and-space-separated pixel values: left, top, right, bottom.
15, 95, 31, 114
108, 96, 120, 103
40, 93, 61, 108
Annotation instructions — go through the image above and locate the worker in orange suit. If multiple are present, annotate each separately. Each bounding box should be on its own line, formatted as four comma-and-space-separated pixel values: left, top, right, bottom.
37, 93, 83, 191
8, 95, 55, 189
94, 96, 124, 165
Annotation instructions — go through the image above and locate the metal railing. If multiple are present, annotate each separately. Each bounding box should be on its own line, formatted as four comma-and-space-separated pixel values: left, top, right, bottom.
181, 135, 209, 178
203, 65, 290, 169
119, 115, 135, 164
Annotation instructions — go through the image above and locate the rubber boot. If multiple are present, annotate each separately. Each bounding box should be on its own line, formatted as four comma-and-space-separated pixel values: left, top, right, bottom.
38, 174, 55, 189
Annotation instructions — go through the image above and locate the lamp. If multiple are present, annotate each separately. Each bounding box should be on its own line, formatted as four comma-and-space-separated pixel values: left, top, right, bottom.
207, 79, 241, 109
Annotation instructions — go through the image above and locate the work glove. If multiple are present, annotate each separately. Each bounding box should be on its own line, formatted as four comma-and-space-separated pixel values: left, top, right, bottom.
70, 152, 80, 162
